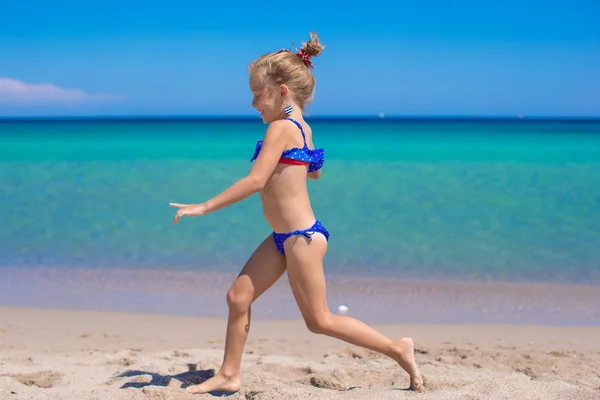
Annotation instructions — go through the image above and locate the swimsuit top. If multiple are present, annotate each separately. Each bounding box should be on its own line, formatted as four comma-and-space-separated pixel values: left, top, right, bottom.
250, 117, 324, 173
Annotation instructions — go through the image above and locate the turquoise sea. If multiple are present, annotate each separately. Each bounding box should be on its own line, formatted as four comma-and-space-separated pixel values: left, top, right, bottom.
1, 118, 600, 284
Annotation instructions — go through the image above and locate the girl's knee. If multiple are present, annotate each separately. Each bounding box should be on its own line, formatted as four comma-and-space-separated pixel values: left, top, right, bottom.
226, 282, 253, 312
304, 311, 333, 334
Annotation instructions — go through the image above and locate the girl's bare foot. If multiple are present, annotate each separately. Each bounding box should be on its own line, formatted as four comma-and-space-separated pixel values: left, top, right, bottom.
186, 372, 241, 395
392, 337, 423, 391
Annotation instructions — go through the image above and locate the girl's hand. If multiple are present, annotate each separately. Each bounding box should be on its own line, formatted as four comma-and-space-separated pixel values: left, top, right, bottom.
169, 202, 207, 224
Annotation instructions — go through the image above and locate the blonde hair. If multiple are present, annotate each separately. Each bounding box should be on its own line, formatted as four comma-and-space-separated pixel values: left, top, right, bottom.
248, 32, 325, 111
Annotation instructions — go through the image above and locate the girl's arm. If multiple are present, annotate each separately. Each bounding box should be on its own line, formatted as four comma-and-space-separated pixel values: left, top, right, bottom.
202, 121, 289, 214
308, 170, 321, 179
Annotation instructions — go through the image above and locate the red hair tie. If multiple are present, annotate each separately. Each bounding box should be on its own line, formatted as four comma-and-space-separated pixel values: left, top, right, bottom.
295, 48, 314, 69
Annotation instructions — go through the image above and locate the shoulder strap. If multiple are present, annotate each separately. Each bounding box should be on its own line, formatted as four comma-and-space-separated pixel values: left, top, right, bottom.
284, 117, 307, 143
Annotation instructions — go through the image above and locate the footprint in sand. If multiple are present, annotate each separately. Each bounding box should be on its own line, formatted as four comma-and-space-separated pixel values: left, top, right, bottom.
297, 374, 349, 391
2, 370, 63, 388
244, 391, 266, 400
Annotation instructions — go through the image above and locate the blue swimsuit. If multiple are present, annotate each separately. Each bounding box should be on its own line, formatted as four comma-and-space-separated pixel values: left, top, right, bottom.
251, 117, 330, 255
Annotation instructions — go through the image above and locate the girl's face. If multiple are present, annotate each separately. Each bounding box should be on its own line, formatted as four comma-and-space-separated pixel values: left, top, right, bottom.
249, 73, 285, 124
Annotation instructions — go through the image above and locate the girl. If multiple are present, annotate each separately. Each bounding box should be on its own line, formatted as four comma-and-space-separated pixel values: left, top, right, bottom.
170, 32, 423, 394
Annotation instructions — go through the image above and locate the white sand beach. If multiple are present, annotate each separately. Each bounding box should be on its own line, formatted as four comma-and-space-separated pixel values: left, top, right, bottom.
1, 306, 599, 399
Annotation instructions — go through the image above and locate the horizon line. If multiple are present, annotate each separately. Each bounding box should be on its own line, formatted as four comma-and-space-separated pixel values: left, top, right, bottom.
1, 114, 599, 122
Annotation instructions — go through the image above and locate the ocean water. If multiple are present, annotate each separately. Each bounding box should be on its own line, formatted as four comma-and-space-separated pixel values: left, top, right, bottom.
1, 118, 599, 284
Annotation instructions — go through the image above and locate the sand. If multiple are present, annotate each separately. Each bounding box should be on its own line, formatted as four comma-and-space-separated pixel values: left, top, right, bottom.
1, 307, 599, 399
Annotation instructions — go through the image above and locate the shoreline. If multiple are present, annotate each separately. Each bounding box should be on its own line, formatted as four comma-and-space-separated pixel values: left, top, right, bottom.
1, 306, 599, 399
1, 266, 599, 326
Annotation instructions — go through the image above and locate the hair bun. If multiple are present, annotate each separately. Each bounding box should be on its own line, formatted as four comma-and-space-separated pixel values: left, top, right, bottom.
302, 32, 325, 58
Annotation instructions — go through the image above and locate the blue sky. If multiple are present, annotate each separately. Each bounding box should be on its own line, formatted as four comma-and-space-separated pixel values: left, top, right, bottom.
1, 0, 598, 117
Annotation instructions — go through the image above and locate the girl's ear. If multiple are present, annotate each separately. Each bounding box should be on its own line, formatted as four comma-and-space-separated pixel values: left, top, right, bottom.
280, 84, 289, 99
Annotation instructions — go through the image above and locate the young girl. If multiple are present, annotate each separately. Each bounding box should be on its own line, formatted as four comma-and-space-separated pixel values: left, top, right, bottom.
170, 32, 423, 394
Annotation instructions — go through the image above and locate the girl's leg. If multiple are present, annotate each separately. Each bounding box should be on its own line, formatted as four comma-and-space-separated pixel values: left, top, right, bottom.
187, 234, 286, 394
283, 234, 423, 391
